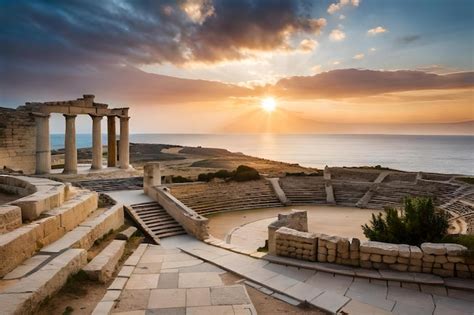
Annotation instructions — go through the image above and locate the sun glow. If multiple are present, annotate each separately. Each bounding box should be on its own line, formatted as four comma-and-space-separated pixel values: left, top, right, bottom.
261, 97, 277, 112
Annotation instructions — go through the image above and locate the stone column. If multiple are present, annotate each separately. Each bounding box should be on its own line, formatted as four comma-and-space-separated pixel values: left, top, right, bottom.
107, 116, 117, 167
63, 114, 77, 174
144, 162, 161, 194
33, 113, 51, 175
119, 116, 130, 169
90, 115, 103, 170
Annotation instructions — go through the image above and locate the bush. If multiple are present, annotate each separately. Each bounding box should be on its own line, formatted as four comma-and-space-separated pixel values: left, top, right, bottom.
197, 165, 260, 182
362, 197, 449, 246
171, 175, 193, 183
233, 165, 260, 182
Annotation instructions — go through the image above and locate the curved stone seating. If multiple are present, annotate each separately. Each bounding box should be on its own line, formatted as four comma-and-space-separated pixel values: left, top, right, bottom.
366, 181, 461, 209
1, 175, 67, 221
332, 182, 372, 206
330, 168, 381, 182
279, 176, 327, 204
170, 180, 283, 216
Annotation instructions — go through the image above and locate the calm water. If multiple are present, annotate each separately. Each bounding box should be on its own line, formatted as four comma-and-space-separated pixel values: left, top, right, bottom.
51, 134, 474, 175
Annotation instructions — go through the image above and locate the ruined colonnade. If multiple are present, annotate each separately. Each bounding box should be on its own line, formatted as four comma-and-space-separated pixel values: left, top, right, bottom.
27, 95, 130, 174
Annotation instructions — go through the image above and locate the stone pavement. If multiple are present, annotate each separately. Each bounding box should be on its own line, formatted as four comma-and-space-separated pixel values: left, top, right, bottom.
161, 235, 474, 315
93, 243, 257, 315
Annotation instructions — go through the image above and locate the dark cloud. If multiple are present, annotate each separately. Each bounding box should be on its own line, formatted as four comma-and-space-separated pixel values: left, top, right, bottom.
397, 35, 421, 44
269, 69, 474, 99
0, 0, 325, 74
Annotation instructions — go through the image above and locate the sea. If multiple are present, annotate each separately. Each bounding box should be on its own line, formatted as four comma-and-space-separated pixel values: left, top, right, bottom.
50, 134, 474, 175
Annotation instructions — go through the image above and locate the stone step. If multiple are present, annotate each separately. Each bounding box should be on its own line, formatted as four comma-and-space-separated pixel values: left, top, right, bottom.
116, 226, 137, 240
0, 248, 87, 315
39, 203, 124, 254
0, 190, 98, 277
83, 240, 125, 283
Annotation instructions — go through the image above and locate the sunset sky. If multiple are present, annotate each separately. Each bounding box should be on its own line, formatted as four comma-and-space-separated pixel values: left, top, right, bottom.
1, 0, 473, 134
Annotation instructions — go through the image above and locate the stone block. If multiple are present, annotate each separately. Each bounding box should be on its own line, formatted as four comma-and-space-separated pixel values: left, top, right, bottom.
0, 205, 22, 233
327, 255, 336, 263
447, 256, 465, 263
410, 246, 423, 259
383, 255, 397, 264
397, 257, 409, 264
455, 263, 469, 272
360, 260, 372, 268
410, 258, 422, 266
350, 251, 359, 260
442, 263, 454, 271
350, 238, 360, 251
398, 244, 410, 258
3, 249, 87, 314
434, 255, 448, 264
360, 241, 399, 256
360, 252, 370, 261
317, 253, 327, 262
423, 254, 435, 262
370, 254, 382, 263
83, 240, 125, 283
421, 243, 446, 255
445, 243, 467, 256
0, 224, 42, 277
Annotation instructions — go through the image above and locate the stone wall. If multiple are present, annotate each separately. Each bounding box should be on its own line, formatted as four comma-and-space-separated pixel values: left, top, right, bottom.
0, 108, 36, 174
268, 210, 308, 254
275, 227, 317, 261
146, 185, 209, 240
269, 210, 474, 278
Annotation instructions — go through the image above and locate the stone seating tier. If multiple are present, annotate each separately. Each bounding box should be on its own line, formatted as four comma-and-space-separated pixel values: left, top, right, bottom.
366, 181, 461, 209
0, 189, 98, 277
279, 177, 327, 204
170, 180, 283, 216
332, 182, 372, 206
1, 175, 68, 221
330, 168, 381, 182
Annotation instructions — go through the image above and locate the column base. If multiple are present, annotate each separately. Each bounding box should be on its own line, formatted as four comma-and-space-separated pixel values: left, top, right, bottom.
62, 169, 78, 175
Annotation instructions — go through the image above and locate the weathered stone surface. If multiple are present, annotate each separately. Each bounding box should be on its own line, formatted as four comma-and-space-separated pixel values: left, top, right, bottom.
84, 240, 125, 283
0, 205, 22, 234
116, 226, 137, 240
360, 241, 399, 256
410, 246, 423, 259
421, 243, 446, 255
2, 249, 87, 314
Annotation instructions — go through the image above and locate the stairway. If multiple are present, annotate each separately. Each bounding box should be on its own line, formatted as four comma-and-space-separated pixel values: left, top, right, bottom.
129, 202, 186, 241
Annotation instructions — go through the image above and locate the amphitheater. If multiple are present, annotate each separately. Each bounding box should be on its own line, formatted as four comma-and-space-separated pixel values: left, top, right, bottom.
1, 98, 474, 314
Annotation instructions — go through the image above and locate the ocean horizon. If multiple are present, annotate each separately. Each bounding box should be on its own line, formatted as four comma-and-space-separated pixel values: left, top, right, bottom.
50, 133, 474, 176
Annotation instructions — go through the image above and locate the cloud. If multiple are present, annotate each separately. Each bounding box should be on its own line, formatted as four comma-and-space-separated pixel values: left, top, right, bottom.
339, 14, 346, 20
311, 65, 322, 73
332, 61, 341, 65
327, 0, 360, 14
398, 35, 421, 44
270, 69, 474, 99
0, 0, 327, 75
369, 47, 376, 52
298, 39, 318, 52
367, 26, 387, 36
353, 53, 365, 60
329, 29, 346, 41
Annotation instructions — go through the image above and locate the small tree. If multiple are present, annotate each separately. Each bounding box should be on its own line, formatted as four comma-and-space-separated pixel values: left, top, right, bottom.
362, 197, 449, 246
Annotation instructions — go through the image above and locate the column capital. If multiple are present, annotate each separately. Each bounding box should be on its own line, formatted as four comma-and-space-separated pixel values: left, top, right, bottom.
89, 114, 104, 119
120, 116, 130, 121
63, 113, 77, 119
30, 112, 50, 118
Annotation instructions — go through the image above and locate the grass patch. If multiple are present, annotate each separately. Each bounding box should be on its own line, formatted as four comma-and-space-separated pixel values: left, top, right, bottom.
456, 177, 474, 185
442, 234, 474, 256
198, 165, 260, 182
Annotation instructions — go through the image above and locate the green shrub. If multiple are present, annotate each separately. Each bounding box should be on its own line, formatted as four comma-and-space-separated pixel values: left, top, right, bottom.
171, 175, 193, 183
442, 234, 474, 254
456, 177, 474, 185
362, 197, 449, 246
197, 165, 260, 182
233, 165, 260, 182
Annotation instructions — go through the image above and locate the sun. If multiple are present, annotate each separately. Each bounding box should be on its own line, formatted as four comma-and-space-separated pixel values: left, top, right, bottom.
261, 97, 277, 112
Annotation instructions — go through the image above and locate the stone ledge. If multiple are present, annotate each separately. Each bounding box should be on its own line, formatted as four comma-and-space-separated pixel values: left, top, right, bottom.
83, 240, 125, 283
0, 249, 87, 315
40, 203, 124, 254
8, 176, 66, 221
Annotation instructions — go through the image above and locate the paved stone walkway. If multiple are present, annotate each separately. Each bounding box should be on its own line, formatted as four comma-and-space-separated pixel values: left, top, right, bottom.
93, 243, 256, 315
161, 235, 474, 315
